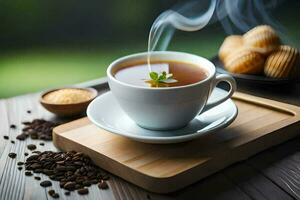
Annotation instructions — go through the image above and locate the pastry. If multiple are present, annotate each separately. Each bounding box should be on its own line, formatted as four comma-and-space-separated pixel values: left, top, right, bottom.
219, 35, 243, 62
243, 25, 280, 55
224, 47, 265, 74
264, 45, 299, 78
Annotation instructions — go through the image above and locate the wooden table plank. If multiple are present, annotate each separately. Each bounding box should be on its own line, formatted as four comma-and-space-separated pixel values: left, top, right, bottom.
0, 79, 299, 200
0, 100, 9, 156
0, 90, 251, 200
109, 172, 252, 200
172, 172, 252, 200
0, 93, 116, 200
247, 137, 300, 199
223, 162, 293, 200
85, 79, 300, 200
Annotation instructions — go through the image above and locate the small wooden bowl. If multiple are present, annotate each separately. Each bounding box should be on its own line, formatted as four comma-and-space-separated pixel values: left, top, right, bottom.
40, 87, 98, 117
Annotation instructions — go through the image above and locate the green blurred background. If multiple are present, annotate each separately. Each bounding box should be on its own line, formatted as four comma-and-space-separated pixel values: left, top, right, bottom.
0, 0, 299, 98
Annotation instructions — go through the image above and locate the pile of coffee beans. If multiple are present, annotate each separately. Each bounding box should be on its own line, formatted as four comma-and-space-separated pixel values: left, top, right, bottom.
24, 151, 109, 195
16, 119, 60, 141
3, 118, 111, 198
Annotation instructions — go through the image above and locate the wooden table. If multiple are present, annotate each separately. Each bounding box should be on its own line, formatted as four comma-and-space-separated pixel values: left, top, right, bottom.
0, 78, 300, 200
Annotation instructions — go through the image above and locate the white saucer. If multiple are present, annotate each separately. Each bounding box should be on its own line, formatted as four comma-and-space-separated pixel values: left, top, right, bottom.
87, 88, 238, 144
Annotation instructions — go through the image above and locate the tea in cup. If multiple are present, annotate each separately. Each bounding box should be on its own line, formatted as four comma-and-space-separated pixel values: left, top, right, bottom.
107, 51, 236, 130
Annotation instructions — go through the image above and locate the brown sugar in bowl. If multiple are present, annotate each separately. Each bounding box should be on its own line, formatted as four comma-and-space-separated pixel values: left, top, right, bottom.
40, 87, 98, 117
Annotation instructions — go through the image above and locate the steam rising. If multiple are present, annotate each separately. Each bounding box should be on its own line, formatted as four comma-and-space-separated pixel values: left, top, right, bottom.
148, 0, 216, 53
147, 0, 285, 70
216, 0, 285, 35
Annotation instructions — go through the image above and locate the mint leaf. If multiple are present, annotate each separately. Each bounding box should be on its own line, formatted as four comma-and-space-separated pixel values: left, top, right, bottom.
149, 72, 158, 81
148, 71, 178, 85
158, 72, 166, 81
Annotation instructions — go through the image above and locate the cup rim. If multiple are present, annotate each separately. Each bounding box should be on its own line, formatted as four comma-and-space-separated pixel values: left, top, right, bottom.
107, 51, 216, 90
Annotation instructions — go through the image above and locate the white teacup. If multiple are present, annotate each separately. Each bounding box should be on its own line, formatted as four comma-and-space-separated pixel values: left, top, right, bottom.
107, 51, 236, 130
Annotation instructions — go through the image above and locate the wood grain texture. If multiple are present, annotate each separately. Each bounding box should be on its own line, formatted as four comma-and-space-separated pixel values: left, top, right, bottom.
0, 79, 300, 200
223, 163, 293, 200
247, 137, 300, 199
53, 91, 300, 193
0, 90, 115, 200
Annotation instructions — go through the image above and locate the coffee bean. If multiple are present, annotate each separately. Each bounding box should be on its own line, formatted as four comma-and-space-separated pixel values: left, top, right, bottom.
98, 180, 109, 189
27, 154, 39, 161
17, 161, 24, 166
75, 184, 81, 190
34, 169, 43, 173
102, 174, 110, 180
34, 176, 41, 180
8, 152, 17, 159
64, 191, 70, 196
11, 140, 15, 144
18, 167, 22, 171
27, 144, 37, 151
24, 152, 29, 156
55, 160, 64, 165
39, 143, 45, 146
43, 169, 54, 176
10, 124, 16, 129
83, 180, 91, 187
30, 163, 42, 170
55, 176, 64, 181
30, 134, 38, 139
64, 181, 76, 191
56, 166, 67, 171
20, 119, 60, 141
52, 193, 59, 198
16, 134, 27, 141
24, 150, 110, 194
48, 190, 55, 196
27, 110, 31, 114
59, 182, 65, 188
22, 127, 31, 131
25, 171, 33, 176
3, 135, 9, 140
77, 188, 89, 195
40, 180, 52, 187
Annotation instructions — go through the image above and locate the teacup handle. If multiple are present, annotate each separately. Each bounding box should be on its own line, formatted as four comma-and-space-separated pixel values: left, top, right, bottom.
202, 74, 237, 113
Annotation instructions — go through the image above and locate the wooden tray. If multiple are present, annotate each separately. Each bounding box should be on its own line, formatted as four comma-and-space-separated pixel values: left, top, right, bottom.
53, 91, 300, 194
